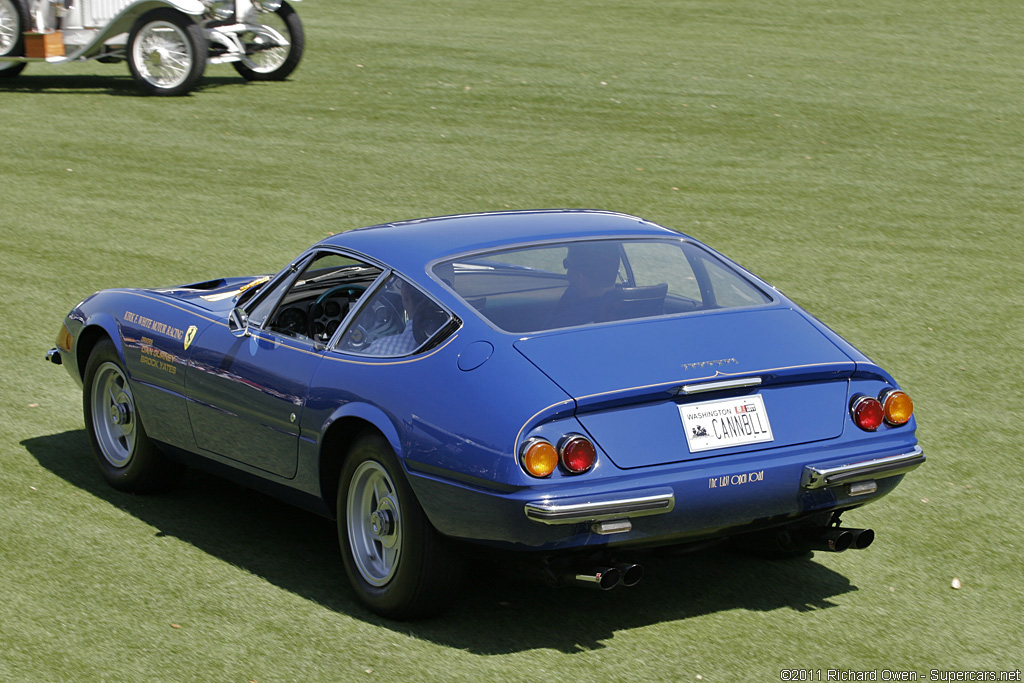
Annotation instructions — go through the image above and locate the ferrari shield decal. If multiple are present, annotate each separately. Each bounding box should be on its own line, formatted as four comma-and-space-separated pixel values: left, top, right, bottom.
680, 395, 774, 453
184, 325, 198, 350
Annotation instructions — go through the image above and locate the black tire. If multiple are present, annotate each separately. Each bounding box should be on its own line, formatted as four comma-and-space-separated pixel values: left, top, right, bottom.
337, 432, 462, 619
83, 338, 186, 493
0, 0, 29, 79
127, 9, 206, 96
232, 1, 303, 81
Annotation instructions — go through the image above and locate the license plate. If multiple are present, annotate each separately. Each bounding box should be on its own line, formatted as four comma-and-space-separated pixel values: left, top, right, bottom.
680, 394, 774, 453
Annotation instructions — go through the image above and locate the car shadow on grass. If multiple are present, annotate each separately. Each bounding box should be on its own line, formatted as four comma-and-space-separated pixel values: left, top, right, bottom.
0, 73, 249, 96
24, 429, 857, 654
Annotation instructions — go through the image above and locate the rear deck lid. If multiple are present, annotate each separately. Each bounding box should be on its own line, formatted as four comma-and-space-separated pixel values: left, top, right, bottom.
514, 308, 857, 467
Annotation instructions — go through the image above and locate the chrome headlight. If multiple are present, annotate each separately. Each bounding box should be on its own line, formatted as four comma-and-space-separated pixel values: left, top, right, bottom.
202, 0, 235, 20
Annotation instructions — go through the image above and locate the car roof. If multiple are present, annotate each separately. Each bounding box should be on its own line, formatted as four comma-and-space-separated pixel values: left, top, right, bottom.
317, 210, 682, 282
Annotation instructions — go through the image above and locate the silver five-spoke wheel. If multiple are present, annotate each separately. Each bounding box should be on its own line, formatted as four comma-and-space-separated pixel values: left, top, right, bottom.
89, 361, 138, 468
337, 433, 463, 619
83, 338, 186, 492
347, 460, 402, 586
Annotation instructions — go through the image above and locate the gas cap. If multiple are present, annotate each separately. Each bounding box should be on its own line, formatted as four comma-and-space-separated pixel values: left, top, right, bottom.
458, 341, 494, 371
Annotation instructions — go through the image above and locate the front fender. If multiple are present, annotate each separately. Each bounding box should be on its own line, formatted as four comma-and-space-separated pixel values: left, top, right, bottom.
65, 0, 206, 60
75, 312, 128, 378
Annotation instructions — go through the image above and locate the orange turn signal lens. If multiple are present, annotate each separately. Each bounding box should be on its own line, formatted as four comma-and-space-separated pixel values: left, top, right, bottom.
521, 438, 558, 478
881, 389, 914, 426
57, 324, 73, 352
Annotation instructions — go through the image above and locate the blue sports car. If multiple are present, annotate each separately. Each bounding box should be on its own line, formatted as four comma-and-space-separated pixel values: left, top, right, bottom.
47, 210, 924, 618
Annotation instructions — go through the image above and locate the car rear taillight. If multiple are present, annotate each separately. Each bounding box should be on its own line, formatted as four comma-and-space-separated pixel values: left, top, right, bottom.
559, 434, 597, 474
881, 389, 914, 426
521, 438, 558, 478
851, 395, 884, 431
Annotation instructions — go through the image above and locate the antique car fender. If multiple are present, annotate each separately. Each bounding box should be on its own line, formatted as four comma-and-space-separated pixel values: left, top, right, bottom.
58, 0, 206, 62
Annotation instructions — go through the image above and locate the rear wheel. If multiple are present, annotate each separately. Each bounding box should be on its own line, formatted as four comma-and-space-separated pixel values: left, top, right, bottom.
83, 338, 185, 492
0, 0, 28, 79
127, 9, 206, 96
232, 1, 303, 81
337, 432, 462, 619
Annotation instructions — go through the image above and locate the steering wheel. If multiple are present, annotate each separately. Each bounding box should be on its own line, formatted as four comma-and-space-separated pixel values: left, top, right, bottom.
308, 285, 366, 342
342, 293, 405, 351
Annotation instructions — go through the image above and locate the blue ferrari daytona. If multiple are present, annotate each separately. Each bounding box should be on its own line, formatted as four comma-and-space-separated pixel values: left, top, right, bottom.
47, 210, 924, 618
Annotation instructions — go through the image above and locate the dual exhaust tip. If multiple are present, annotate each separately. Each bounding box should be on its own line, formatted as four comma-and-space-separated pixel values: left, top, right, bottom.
566, 527, 873, 590
808, 527, 874, 553
571, 563, 644, 590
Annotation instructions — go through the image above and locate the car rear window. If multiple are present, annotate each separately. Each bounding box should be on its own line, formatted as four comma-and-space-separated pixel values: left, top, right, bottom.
434, 239, 772, 333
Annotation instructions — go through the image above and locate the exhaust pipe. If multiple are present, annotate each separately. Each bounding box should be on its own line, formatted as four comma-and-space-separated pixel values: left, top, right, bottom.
571, 566, 621, 590
807, 527, 854, 552
847, 528, 875, 550
615, 563, 644, 587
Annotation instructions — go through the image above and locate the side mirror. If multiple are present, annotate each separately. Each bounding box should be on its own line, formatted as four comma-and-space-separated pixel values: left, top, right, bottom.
229, 307, 250, 338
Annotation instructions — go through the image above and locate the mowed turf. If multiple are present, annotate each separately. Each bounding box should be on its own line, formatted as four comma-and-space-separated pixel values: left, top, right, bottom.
1, 0, 1021, 680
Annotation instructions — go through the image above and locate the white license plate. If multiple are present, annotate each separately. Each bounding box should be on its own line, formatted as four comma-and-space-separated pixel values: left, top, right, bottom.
680, 394, 774, 453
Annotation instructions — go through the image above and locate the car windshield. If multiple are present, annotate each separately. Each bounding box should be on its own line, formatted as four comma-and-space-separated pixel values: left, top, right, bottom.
434, 238, 772, 333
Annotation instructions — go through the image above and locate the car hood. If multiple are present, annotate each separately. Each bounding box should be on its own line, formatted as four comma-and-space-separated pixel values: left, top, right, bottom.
148, 275, 271, 313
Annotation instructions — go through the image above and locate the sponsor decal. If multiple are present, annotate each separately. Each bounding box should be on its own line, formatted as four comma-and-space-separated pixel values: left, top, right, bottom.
124, 310, 185, 341
139, 336, 177, 375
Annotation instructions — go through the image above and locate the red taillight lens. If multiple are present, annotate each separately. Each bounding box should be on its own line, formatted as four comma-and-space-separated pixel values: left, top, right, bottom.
881, 389, 914, 426
559, 434, 596, 474
521, 438, 558, 478
851, 395, 884, 431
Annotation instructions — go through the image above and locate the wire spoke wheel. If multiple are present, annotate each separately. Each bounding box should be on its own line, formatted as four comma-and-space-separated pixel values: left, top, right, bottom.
133, 21, 194, 88
233, 1, 303, 81
127, 9, 206, 96
0, 0, 28, 78
239, 11, 289, 73
0, 0, 19, 54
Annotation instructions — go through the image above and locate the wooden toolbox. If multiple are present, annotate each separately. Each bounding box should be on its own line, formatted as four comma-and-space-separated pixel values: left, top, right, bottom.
24, 31, 65, 59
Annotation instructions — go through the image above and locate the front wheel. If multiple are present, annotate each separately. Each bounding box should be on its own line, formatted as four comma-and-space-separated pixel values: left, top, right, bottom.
127, 9, 206, 96
83, 338, 186, 492
337, 433, 462, 619
232, 1, 303, 81
0, 0, 29, 79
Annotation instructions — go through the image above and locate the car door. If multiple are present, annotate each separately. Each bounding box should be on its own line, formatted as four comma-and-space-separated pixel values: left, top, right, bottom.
184, 250, 382, 478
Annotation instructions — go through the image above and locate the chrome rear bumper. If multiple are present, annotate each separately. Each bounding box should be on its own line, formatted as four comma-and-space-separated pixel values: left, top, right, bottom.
525, 489, 675, 525
801, 446, 925, 490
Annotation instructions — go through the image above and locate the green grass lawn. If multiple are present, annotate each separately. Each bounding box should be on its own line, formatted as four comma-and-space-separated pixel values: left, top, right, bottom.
2, 0, 1021, 680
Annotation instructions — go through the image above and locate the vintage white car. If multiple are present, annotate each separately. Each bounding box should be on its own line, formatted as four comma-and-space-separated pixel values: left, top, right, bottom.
0, 0, 302, 95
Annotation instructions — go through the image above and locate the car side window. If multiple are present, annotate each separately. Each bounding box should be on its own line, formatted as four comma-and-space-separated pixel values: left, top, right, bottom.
337, 274, 453, 357
250, 251, 383, 344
